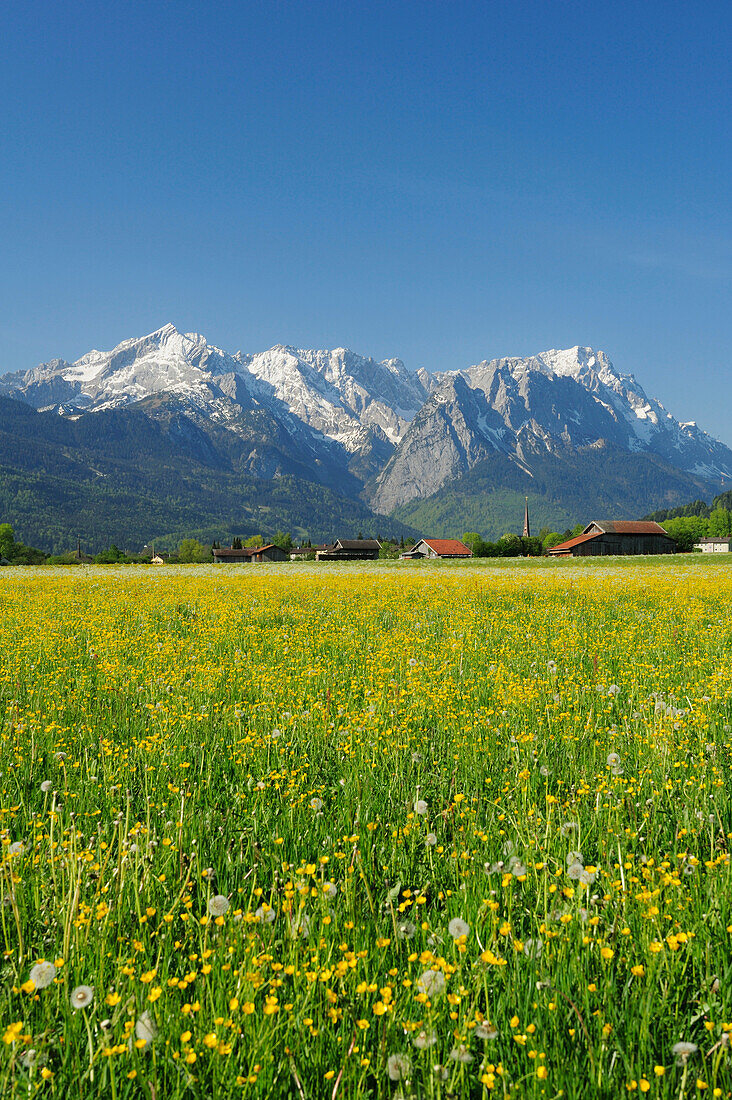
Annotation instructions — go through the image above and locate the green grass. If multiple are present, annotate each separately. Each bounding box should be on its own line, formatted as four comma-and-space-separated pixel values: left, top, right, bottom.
1, 563, 732, 1098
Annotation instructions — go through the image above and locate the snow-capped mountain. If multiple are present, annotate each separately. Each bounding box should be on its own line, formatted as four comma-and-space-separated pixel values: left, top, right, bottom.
369, 347, 732, 511
2, 327, 730, 527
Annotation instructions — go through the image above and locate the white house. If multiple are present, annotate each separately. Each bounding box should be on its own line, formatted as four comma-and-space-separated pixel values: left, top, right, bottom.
695, 537, 732, 553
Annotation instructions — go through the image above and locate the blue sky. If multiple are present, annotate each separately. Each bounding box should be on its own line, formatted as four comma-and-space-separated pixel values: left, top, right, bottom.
2, 0, 731, 442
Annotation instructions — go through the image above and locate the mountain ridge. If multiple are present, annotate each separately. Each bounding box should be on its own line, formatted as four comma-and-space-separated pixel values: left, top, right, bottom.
1, 325, 730, 545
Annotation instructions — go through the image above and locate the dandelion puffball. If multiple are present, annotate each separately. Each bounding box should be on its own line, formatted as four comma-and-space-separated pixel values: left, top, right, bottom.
672, 1041, 698, 1064
448, 917, 470, 940
70, 985, 94, 1009
416, 969, 446, 997
387, 1053, 411, 1081
135, 1011, 157, 1051
29, 961, 56, 990
208, 895, 230, 917
414, 799, 428, 815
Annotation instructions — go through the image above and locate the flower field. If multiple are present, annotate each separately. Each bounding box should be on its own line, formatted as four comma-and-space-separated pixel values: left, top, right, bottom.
2, 560, 732, 1098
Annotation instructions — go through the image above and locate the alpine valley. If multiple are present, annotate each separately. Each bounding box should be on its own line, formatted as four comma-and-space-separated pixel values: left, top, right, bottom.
1, 324, 730, 553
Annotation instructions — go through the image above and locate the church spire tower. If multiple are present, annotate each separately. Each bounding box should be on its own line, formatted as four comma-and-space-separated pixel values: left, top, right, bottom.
522, 496, 531, 538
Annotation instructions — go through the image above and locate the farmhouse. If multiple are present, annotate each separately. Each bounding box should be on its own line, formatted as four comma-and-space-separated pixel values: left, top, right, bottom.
547, 521, 676, 557
316, 538, 381, 561
403, 538, 473, 559
695, 537, 732, 553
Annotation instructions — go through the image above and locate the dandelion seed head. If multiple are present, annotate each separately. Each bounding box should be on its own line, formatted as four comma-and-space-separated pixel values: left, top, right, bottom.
448, 917, 470, 940
208, 895, 230, 917
29, 961, 56, 990
417, 969, 446, 997
70, 985, 94, 1009
387, 1053, 411, 1080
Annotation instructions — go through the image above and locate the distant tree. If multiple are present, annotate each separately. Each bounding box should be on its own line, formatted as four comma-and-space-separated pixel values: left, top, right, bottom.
499, 533, 522, 555
0, 524, 47, 564
0, 524, 15, 560
231, 537, 242, 550
663, 516, 709, 552
273, 530, 293, 551
708, 508, 732, 537
177, 538, 210, 563
542, 532, 565, 550
94, 544, 126, 564
462, 532, 483, 553
522, 536, 543, 557
9, 543, 47, 565
357, 531, 364, 540
244, 535, 264, 548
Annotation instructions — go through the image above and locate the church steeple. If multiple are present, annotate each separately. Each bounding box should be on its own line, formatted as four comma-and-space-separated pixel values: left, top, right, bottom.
522, 496, 531, 538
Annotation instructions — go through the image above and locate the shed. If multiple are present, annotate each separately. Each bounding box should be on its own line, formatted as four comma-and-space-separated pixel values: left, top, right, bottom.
403, 538, 473, 559
316, 539, 381, 561
547, 521, 676, 557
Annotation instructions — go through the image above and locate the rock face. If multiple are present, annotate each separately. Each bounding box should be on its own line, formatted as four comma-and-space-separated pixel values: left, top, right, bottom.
2, 328, 731, 524
368, 347, 732, 512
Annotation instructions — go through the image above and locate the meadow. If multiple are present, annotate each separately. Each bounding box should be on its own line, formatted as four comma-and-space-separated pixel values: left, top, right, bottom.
1, 558, 732, 1098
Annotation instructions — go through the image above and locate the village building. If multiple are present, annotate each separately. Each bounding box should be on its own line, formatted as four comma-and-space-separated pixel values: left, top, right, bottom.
249, 543, 289, 563
213, 547, 252, 563
289, 545, 331, 560
316, 538, 381, 561
547, 520, 676, 557
213, 544, 289, 563
402, 538, 473, 559
694, 537, 732, 553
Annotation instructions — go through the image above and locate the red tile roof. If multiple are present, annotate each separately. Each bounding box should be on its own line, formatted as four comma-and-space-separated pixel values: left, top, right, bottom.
422, 539, 473, 556
546, 532, 601, 554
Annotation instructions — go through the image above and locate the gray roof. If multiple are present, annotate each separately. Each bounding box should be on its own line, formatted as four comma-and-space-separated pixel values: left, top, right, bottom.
334, 539, 381, 550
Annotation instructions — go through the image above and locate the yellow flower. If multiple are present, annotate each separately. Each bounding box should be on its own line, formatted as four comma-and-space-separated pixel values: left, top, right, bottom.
3, 1022, 23, 1045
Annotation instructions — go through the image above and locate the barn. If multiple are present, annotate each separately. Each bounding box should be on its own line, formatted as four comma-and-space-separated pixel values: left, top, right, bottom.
547, 521, 676, 557
316, 539, 381, 561
213, 545, 289, 563
403, 538, 473, 559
